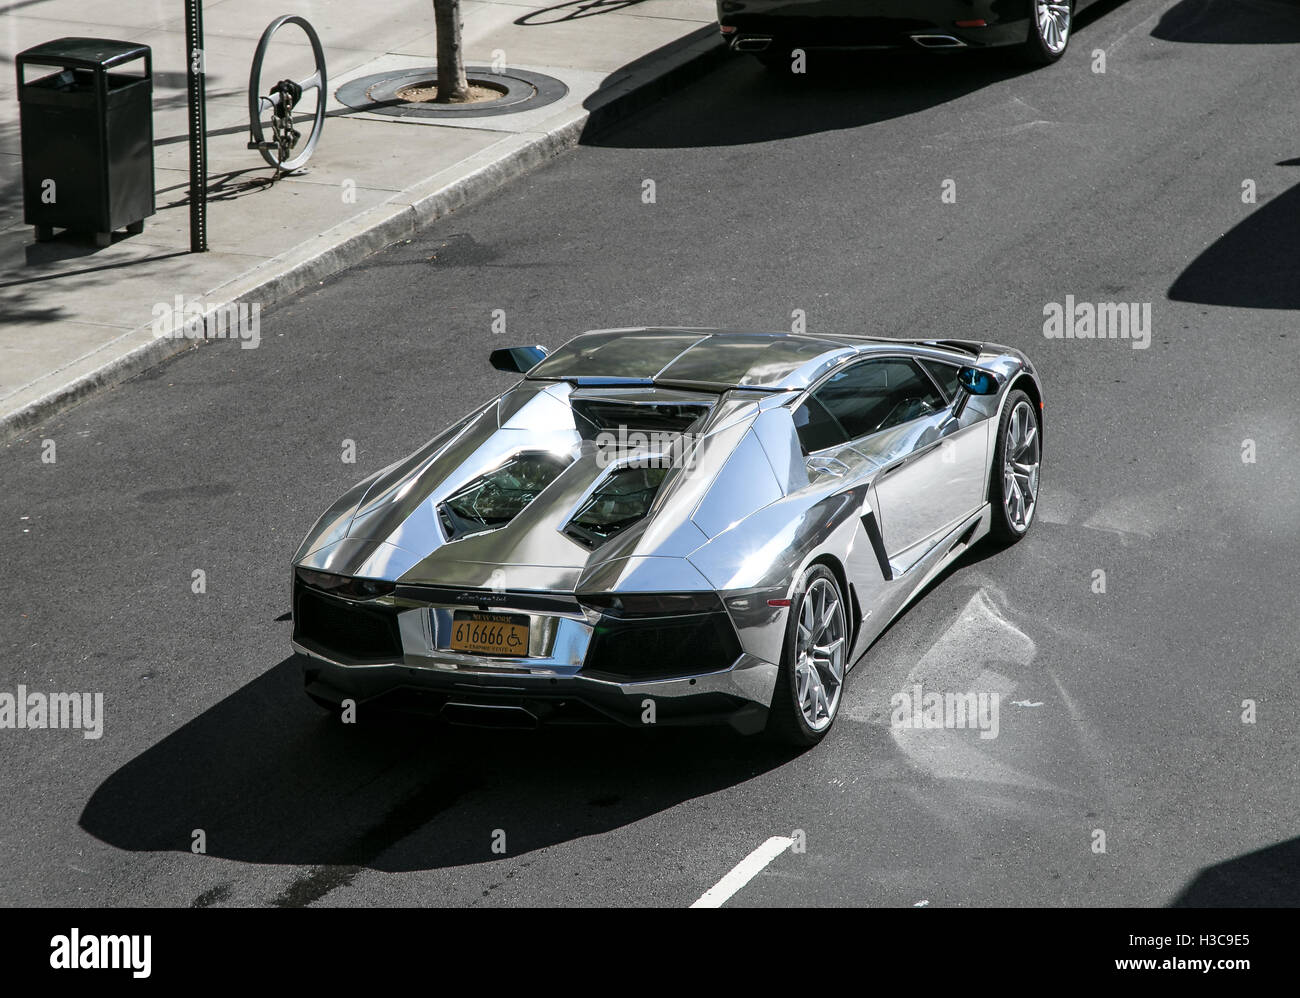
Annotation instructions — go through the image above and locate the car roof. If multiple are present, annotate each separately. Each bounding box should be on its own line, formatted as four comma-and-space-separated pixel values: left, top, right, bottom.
526, 327, 968, 392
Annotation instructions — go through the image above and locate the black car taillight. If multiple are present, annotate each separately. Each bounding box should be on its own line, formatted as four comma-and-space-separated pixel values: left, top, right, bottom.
579, 597, 742, 682
296, 568, 395, 601
577, 591, 724, 618
293, 577, 403, 663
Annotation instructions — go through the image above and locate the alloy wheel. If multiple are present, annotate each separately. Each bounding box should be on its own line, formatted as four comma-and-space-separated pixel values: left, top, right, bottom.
1002, 400, 1041, 532
794, 577, 847, 731
1035, 0, 1071, 55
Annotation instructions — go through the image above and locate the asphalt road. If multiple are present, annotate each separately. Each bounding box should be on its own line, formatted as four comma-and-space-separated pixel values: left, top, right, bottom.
3, 0, 1299, 908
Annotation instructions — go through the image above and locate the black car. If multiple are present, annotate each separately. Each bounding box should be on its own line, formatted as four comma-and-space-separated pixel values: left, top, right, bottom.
718, 0, 1084, 68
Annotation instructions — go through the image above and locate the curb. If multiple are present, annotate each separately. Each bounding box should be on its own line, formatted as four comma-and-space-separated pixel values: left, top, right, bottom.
1, 26, 728, 443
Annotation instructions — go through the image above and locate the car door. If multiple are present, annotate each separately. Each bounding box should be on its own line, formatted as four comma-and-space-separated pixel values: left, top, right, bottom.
864, 357, 988, 573
800, 355, 986, 576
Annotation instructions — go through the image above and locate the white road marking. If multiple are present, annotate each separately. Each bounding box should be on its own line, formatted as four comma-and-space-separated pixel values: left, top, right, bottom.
690, 836, 793, 909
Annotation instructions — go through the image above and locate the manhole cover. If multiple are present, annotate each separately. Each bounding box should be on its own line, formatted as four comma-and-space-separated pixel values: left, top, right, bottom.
336, 66, 567, 118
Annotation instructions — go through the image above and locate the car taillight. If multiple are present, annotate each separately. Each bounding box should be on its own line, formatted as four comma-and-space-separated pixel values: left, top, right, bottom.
577, 592, 724, 618
296, 568, 395, 600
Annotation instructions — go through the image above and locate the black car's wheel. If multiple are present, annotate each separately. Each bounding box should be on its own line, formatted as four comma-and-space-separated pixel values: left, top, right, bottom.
766, 564, 848, 746
989, 390, 1041, 543
1017, 0, 1072, 65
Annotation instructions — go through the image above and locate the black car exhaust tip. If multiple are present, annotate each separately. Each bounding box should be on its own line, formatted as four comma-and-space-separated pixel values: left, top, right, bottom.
732, 35, 773, 53
910, 34, 967, 48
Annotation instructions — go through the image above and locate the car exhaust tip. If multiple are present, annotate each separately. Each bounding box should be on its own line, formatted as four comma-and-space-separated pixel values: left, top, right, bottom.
910, 34, 967, 49
732, 35, 773, 53
441, 702, 538, 730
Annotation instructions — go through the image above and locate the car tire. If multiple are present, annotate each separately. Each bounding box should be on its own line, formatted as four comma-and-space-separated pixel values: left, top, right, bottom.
765, 564, 849, 747
988, 389, 1042, 544
1016, 0, 1073, 66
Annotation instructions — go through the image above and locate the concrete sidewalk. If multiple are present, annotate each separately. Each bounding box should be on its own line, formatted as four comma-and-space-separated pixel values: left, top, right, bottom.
0, 0, 724, 438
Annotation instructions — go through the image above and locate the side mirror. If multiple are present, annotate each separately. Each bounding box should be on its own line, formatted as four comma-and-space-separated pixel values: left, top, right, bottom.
956, 366, 1000, 396
489, 345, 548, 374
947, 365, 1002, 421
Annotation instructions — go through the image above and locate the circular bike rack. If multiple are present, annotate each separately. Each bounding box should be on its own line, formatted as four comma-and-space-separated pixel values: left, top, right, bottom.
247, 15, 327, 172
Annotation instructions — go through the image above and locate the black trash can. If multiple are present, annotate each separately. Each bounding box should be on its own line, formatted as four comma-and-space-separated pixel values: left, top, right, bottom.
16, 37, 154, 247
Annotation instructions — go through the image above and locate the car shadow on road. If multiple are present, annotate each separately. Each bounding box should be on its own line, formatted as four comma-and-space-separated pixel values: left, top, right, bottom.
78, 655, 807, 888
1152, 0, 1300, 43
584, 47, 1031, 149
1168, 166, 1300, 309
1169, 836, 1300, 905
581, 1, 1132, 149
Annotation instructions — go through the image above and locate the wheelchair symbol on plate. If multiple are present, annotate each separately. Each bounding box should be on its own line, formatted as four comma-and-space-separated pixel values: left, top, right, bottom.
506, 631, 522, 648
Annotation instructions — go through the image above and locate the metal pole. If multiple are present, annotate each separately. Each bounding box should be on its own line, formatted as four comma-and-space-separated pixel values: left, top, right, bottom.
185, 0, 207, 252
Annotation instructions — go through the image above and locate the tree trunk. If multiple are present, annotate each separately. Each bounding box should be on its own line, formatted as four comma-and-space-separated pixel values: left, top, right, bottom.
433, 0, 470, 102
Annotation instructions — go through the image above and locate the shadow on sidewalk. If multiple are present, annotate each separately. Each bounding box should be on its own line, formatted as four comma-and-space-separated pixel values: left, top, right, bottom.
515, 0, 651, 25
0, 80, 285, 276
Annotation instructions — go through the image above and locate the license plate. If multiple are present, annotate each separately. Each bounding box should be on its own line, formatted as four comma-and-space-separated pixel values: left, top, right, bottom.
450, 611, 530, 657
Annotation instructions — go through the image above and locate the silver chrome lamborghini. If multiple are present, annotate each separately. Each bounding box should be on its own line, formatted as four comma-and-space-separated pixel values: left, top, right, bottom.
291, 328, 1043, 745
